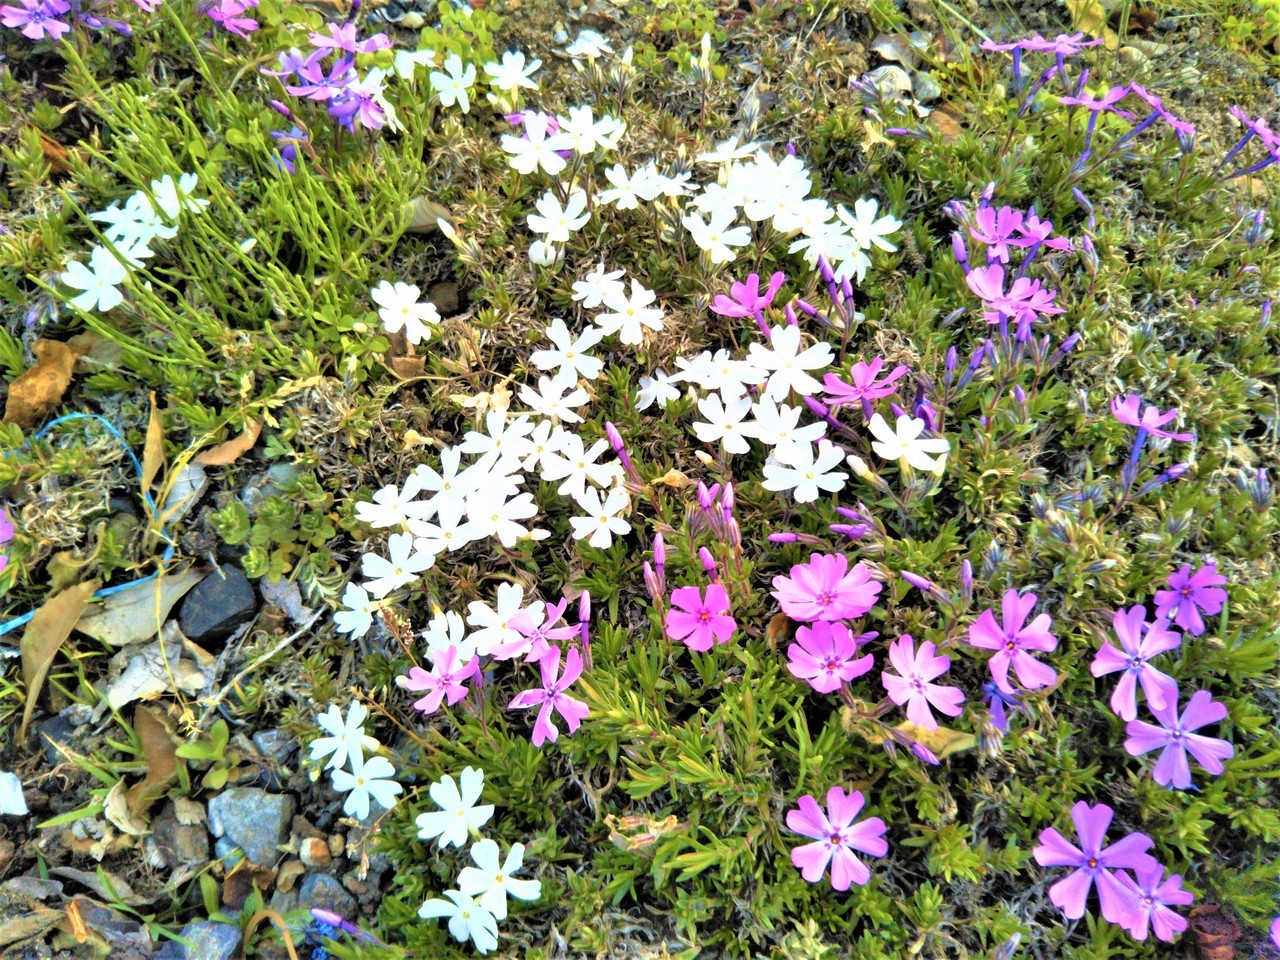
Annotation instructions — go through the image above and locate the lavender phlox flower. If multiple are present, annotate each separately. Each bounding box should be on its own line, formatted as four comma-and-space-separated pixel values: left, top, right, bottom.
1114, 864, 1194, 942
698, 547, 719, 581
970, 205, 1024, 263
965, 264, 1064, 340
202, 0, 258, 37
1137, 462, 1191, 497
1153, 562, 1227, 636
1032, 801, 1159, 923
308, 20, 391, 53
1220, 106, 1280, 178
829, 522, 868, 540
1124, 689, 1234, 789
1110, 395, 1194, 443
1126, 83, 1196, 143
1091, 605, 1180, 720
0, 0, 71, 39
822, 357, 909, 419
285, 53, 356, 101
981, 680, 1023, 734
269, 125, 309, 174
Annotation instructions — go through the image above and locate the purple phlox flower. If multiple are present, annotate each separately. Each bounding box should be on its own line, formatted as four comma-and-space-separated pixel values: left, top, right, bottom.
786, 622, 875, 694
328, 72, 387, 133
203, 0, 258, 37
1091, 605, 1180, 721
981, 680, 1023, 734
0, 508, 13, 545
709, 271, 787, 318
970, 205, 1025, 263
1124, 689, 1234, 789
398, 644, 479, 716
881, 635, 964, 730
1270, 916, 1280, 950
1109, 394, 1194, 442
284, 53, 356, 101
308, 20, 391, 53
0, 0, 71, 39
1032, 801, 1159, 923
1059, 84, 1136, 118
1014, 212, 1071, 251
965, 264, 1064, 339
262, 46, 324, 80
491, 598, 577, 663
270, 125, 309, 174
1221, 106, 1280, 178
1153, 562, 1227, 636
968, 590, 1058, 693
507, 646, 590, 747
821, 357, 909, 419
1126, 83, 1196, 141
1021, 32, 1105, 55
1114, 864, 1194, 942
665, 583, 735, 652
786, 786, 888, 891
772, 553, 882, 623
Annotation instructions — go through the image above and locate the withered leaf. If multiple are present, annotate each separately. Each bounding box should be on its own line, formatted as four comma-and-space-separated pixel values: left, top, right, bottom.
20, 580, 100, 738
894, 721, 977, 760
193, 418, 261, 466
141, 392, 164, 494
126, 705, 179, 822
3, 340, 80, 429
73, 567, 203, 647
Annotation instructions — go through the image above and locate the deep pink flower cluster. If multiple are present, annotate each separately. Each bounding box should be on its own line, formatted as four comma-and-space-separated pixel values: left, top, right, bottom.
964, 263, 1065, 340
262, 24, 394, 134
0, 508, 12, 574
202, 0, 257, 37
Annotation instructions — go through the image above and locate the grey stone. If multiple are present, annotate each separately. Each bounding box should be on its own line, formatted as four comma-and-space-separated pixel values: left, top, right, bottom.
298, 873, 356, 917
178, 566, 257, 647
155, 922, 241, 960
213, 837, 244, 867
35, 714, 79, 764
252, 729, 296, 764
207, 787, 293, 866
148, 804, 210, 868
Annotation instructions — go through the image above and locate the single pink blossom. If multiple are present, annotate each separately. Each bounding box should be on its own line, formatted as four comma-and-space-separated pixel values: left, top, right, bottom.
490, 598, 578, 663
1090, 605, 1181, 720
1110, 395, 1194, 442
880, 635, 964, 730
771, 553, 881, 623
786, 786, 888, 891
821, 357, 909, 419
967, 589, 1058, 693
1124, 689, 1234, 789
664, 584, 735, 652
709, 271, 786, 318
1115, 864, 1194, 942
398, 645, 479, 716
1153, 562, 1227, 636
970, 205, 1024, 263
786, 622, 875, 693
508, 646, 590, 747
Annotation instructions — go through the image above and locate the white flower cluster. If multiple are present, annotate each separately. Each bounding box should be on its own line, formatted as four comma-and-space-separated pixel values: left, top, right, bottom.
415, 766, 542, 954
308, 702, 403, 820
60, 172, 209, 312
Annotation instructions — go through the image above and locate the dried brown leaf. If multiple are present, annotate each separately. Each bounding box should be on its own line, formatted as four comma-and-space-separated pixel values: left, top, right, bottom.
141, 392, 164, 494
126, 705, 179, 821
193, 418, 261, 466
73, 568, 203, 647
103, 780, 149, 836
3, 340, 79, 428
20, 580, 100, 738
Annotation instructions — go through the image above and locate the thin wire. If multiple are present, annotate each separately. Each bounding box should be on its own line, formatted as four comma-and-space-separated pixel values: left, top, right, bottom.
0, 413, 176, 639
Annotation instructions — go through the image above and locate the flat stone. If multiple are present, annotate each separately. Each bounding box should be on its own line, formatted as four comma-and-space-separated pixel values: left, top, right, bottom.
148, 803, 210, 868
252, 729, 296, 765
35, 713, 79, 765
155, 922, 241, 960
207, 788, 293, 866
178, 567, 257, 647
298, 873, 356, 917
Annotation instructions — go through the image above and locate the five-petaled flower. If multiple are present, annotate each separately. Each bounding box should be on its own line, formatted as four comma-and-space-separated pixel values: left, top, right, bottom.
1123, 689, 1235, 789
967, 589, 1058, 693
880, 635, 965, 730
1090, 605, 1180, 721
1153, 563, 1227, 636
786, 622, 875, 693
1114, 863, 1194, 942
772, 553, 882, 622
508, 646, 590, 747
786, 786, 888, 891
664, 584, 736, 652
1110, 395, 1194, 442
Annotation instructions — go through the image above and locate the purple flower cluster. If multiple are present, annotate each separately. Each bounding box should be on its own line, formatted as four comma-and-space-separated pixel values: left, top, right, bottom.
0, 0, 137, 40
262, 23, 394, 136
201, 0, 256, 37
0, 508, 13, 574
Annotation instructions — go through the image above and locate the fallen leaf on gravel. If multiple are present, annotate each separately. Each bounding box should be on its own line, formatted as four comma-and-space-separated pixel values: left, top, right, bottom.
126, 705, 179, 822
73, 568, 203, 647
276, 859, 305, 893
1065, 0, 1119, 49
172, 796, 206, 825
3, 340, 81, 428
103, 780, 149, 836
222, 860, 276, 909
650, 468, 692, 489
95, 625, 216, 717
259, 578, 317, 626
894, 722, 976, 760
0, 905, 64, 948
20, 580, 100, 738
141, 392, 164, 494
50, 867, 155, 907
193, 418, 261, 466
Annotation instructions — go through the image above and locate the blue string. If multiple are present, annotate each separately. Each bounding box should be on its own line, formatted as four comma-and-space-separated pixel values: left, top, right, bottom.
0, 413, 176, 639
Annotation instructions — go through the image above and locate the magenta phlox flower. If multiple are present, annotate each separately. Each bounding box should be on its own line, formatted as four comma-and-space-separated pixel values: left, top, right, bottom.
0, 508, 13, 545
262, 46, 324, 80
709, 271, 787, 318
771, 553, 882, 623
821, 357, 909, 418
1059, 84, 1136, 118
980, 32, 1100, 55
1090, 605, 1180, 720
1033, 801, 1158, 923
285, 53, 356, 101
964, 263, 1064, 338
399, 644, 479, 716
664, 584, 735, 652
968, 589, 1058, 692
494, 598, 580, 663
981, 681, 1024, 733
508, 646, 590, 747
308, 21, 391, 54
786, 622, 875, 693
1153, 563, 1227, 636
881, 635, 964, 730
1109, 394, 1194, 442
1124, 689, 1234, 789
1115, 864, 1194, 942
1127, 83, 1196, 141
1013, 212, 1072, 251
970, 205, 1024, 262
0, 0, 71, 39
786, 786, 888, 890
203, 0, 258, 37
1270, 916, 1280, 950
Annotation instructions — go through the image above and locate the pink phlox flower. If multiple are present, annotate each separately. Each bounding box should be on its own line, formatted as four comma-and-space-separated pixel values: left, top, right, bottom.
1109, 395, 1194, 442
964, 263, 1063, 338
0, 508, 13, 545
1270, 916, 1280, 950
1126, 83, 1196, 140
1124, 688, 1234, 789
308, 21, 392, 54
399, 644, 479, 716
771, 553, 882, 623
0, 0, 71, 39
1032, 801, 1158, 923
880, 635, 964, 730
786, 622, 875, 693
786, 786, 888, 891
821, 357, 909, 418
132, 0, 163, 10
981, 32, 1101, 55
664, 584, 735, 652
970, 205, 1024, 263
1090, 605, 1180, 720
1228, 106, 1280, 156
328, 74, 387, 133
968, 589, 1058, 693
1114, 863, 1194, 942
709, 271, 787, 318
493, 599, 578, 663
1153, 562, 1227, 636
1059, 84, 1136, 119
262, 46, 324, 80
284, 53, 356, 101
203, 0, 258, 37
508, 646, 590, 747
1013, 212, 1072, 251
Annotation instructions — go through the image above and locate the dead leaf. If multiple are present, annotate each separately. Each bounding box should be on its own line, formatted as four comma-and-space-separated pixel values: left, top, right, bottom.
50, 867, 154, 907
61, 898, 88, 945
1188, 903, 1241, 960
1064, 0, 1119, 49
159, 463, 208, 524
94, 624, 216, 717
388, 356, 427, 380
650, 468, 693, 489
926, 107, 965, 144
73, 568, 203, 647
172, 796, 205, 826
20, 580, 100, 738
3, 340, 80, 428
765, 613, 791, 650
193, 418, 261, 466
141, 392, 164, 494
259, 578, 317, 626
103, 780, 149, 836
221, 860, 276, 909
401, 196, 453, 233
605, 814, 687, 859
894, 721, 977, 760
0, 905, 64, 948
126, 706, 179, 821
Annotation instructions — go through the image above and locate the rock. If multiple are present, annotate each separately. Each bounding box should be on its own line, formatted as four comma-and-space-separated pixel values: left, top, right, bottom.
207, 788, 293, 866
252, 729, 296, 765
178, 567, 257, 647
35, 713, 79, 765
155, 922, 241, 960
299, 837, 331, 869
147, 803, 210, 869
298, 873, 357, 917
